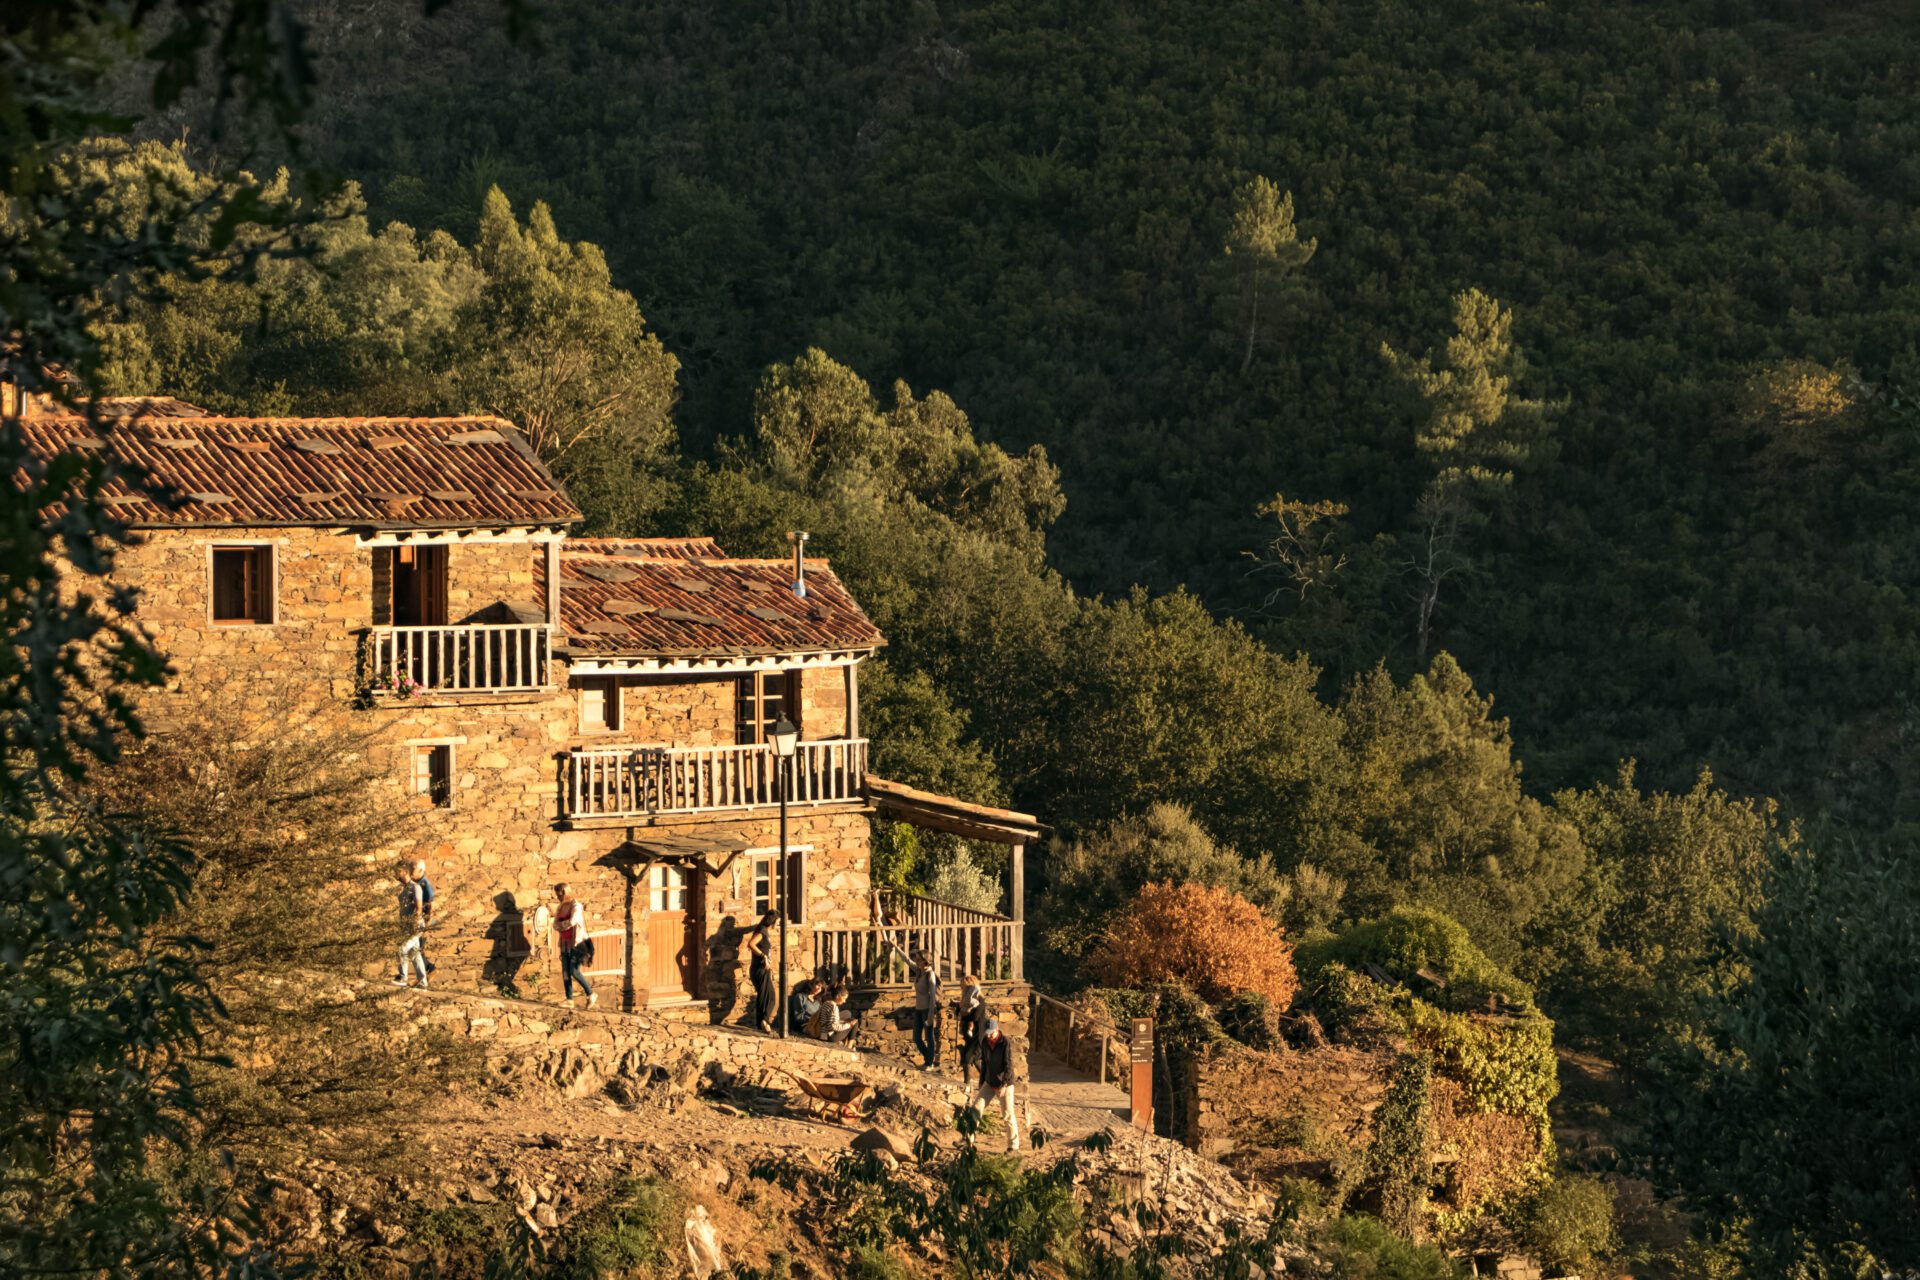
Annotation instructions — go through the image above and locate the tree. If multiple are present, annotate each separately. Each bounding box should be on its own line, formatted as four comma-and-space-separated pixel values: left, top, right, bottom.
1321, 656, 1586, 975
1548, 766, 1779, 1057
1644, 834, 1920, 1275
82, 682, 470, 1174
1381, 290, 1552, 662
1223, 177, 1316, 373
1252, 493, 1351, 603
456, 187, 681, 527
1036, 802, 1287, 979
1093, 880, 1300, 1008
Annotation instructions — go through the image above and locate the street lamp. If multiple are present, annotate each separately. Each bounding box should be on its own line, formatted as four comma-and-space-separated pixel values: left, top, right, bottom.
770, 714, 799, 1036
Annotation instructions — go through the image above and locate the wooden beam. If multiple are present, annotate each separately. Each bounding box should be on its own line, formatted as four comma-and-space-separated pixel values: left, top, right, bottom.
544, 539, 560, 624
845, 661, 860, 738
1011, 841, 1025, 981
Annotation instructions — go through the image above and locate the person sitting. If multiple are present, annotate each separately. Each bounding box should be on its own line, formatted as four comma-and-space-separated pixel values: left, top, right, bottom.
814, 984, 856, 1044
788, 977, 823, 1036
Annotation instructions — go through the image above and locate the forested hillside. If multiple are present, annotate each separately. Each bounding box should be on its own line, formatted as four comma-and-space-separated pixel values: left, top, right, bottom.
235, 0, 1920, 821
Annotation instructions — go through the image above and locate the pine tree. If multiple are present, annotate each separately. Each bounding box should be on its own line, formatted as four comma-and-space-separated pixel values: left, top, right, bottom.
1223, 178, 1316, 373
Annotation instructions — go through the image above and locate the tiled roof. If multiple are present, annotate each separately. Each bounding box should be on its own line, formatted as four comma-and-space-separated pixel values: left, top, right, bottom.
559, 547, 884, 658
563, 537, 726, 560
14, 415, 581, 529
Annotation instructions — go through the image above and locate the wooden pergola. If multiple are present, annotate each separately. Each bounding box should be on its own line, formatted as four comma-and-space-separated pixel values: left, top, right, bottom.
864, 775, 1047, 980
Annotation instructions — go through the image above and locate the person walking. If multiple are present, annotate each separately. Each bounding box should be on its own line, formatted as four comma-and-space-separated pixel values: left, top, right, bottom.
967, 1019, 1021, 1151
394, 861, 430, 989
554, 882, 598, 1009
957, 973, 986, 1094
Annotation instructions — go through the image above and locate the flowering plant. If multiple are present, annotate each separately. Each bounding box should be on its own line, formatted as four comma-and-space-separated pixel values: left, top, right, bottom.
376, 671, 421, 699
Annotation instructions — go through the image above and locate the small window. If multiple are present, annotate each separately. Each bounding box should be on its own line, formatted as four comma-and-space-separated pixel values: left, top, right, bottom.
211, 546, 274, 624
649, 864, 690, 912
751, 856, 778, 917
412, 744, 453, 808
578, 676, 621, 732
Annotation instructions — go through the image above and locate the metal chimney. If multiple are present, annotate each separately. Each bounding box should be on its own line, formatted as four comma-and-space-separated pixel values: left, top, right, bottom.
788, 530, 810, 598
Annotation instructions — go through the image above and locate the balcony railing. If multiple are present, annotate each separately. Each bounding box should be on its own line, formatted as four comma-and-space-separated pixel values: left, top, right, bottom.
367, 623, 552, 696
814, 889, 1022, 986
564, 738, 869, 819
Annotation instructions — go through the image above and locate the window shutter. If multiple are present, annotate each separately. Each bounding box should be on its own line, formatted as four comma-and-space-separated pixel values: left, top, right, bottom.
787, 848, 808, 924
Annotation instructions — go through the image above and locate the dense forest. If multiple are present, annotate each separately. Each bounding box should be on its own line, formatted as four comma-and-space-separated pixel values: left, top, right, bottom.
228, 0, 1920, 826
7, 1, 1920, 1277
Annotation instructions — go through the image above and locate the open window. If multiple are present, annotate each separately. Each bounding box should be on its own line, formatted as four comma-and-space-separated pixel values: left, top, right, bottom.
736, 669, 800, 744
373, 544, 448, 626
210, 545, 275, 624
411, 743, 453, 808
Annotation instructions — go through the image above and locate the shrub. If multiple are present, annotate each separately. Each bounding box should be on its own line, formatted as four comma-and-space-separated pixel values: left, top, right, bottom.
1517, 1175, 1617, 1276
1295, 907, 1532, 1011
1322, 1214, 1463, 1279
1216, 990, 1281, 1050
1369, 1056, 1436, 1240
1092, 880, 1299, 1008
925, 843, 1003, 915
565, 1176, 683, 1279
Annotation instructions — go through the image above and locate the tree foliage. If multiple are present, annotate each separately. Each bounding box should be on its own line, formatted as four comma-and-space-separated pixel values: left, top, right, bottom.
1092, 880, 1299, 1010
1644, 834, 1920, 1276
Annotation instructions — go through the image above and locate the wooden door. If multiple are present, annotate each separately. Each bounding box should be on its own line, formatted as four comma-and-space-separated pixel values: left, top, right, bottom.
645, 864, 701, 999
393, 545, 448, 626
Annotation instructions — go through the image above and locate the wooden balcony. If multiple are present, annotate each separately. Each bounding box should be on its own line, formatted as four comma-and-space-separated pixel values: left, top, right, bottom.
366, 623, 552, 696
563, 738, 869, 820
813, 888, 1023, 986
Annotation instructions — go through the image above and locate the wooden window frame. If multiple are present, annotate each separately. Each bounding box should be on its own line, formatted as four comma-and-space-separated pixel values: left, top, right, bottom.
576, 675, 622, 734
411, 742, 455, 809
207, 543, 277, 626
744, 845, 811, 924
735, 669, 801, 744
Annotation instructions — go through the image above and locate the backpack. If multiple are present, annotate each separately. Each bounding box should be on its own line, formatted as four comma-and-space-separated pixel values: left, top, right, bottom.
806, 1002, 832, 1039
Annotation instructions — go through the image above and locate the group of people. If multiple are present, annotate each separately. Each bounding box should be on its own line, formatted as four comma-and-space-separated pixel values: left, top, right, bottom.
393, 874, 1019, 1149
393, 864, 599, 1010
750, 931, 1021, 1149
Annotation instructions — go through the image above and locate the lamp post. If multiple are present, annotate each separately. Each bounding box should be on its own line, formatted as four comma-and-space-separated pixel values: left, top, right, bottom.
770, 714, 799, 1037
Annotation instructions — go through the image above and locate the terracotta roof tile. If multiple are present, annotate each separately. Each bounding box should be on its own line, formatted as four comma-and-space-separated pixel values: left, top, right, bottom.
558, 546, 883, 658
563, 536, 726, 560
15, 416, 582, 529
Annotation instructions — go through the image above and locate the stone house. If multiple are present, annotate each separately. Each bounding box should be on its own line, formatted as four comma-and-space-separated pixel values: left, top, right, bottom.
18, 403, 1039, 1028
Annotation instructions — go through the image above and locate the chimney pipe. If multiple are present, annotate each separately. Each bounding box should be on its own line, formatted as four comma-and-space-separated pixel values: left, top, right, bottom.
788, 530, 810, 598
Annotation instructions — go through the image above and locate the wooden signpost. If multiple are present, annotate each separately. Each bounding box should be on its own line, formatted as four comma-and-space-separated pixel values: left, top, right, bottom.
1129, 1017, 1154, 1129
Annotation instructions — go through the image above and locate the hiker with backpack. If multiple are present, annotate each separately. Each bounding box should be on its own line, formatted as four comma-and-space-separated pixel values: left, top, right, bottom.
554, 882, 598, 1010
394, 860, 432, 989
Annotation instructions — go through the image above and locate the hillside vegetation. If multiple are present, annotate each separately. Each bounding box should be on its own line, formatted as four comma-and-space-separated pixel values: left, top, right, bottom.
260, 0, 1920, 820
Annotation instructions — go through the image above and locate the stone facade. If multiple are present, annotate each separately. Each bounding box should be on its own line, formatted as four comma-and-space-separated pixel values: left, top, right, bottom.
104, 523, 888, 1011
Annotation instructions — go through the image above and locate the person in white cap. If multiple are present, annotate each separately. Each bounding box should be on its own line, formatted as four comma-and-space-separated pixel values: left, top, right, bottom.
966, 1018, 1020, 1151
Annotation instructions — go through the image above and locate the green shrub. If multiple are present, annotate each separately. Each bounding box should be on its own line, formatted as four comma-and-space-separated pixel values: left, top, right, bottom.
1517, 1176, 1617, 1276
1296, 908, 1533, 1011
844, 1244, 914, 1280
1216, 990, 1281, 1050
1368, 1056, 1435, 1239
1322, 1214, 1463, 1279
565, 1176, 684, 1280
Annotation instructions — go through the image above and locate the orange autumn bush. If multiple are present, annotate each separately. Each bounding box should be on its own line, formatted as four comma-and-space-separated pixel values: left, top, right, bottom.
1092, 880, 1299, 1009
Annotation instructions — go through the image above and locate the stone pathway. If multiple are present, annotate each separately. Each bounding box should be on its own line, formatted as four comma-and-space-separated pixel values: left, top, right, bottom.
1023, 1049, 1134, 1141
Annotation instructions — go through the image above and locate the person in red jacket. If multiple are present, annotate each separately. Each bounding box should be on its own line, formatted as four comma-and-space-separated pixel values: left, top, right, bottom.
553, 882, 598, 1009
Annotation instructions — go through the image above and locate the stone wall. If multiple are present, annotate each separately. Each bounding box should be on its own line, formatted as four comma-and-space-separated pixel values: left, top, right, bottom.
405, 983, 1031, 1088
1177, 1043, 1395, 1177
102, 525, 883, 1000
